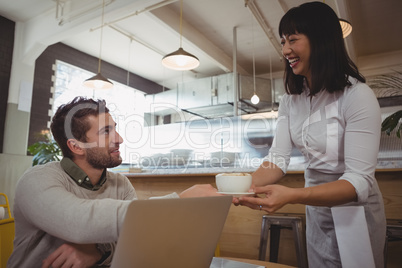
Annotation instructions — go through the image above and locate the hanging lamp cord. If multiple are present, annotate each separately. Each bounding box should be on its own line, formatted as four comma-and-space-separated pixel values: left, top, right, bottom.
270, 54, 275, 111
98, 0, 106, 73
179, 0, 183, 47
251, 11, 256, 95
127, 39, 132, 86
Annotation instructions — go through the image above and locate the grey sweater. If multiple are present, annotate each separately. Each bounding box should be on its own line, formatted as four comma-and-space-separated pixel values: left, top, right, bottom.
7, 161, 137, 267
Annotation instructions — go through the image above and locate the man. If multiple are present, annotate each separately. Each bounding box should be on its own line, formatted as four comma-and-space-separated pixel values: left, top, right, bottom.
8, 97, 218, 268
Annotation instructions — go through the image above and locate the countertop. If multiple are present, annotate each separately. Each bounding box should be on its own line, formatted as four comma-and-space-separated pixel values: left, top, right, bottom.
111, 160, 402, 177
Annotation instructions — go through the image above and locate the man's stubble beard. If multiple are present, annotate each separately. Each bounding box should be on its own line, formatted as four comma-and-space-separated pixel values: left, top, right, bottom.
86, 146, 122, 169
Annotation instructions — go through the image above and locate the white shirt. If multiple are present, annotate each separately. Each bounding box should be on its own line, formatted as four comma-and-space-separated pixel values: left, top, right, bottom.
266, 78, 381, 203
264, 78, 386, 267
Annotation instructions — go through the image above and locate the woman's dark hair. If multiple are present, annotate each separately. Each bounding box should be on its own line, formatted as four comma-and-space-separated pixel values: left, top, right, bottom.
50, 97, 109, 158
279, 1, 365, 95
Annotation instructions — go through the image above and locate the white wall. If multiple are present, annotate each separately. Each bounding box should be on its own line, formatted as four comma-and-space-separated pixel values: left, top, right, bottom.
0, 154, 33, 216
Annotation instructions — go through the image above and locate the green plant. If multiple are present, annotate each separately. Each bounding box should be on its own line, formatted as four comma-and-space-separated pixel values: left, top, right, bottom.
27, 130, 62, 166
381, 110, 402, 138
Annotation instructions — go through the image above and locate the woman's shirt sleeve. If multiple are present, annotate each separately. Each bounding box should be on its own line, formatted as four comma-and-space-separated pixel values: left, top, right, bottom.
263, 95, 294, 174
338, 83, 381, 203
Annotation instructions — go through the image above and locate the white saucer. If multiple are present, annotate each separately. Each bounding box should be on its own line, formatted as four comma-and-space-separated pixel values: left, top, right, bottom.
217, 192, 255, 197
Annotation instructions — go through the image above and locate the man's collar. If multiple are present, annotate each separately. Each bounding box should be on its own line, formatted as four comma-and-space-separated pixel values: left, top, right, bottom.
60, 157, 107, 191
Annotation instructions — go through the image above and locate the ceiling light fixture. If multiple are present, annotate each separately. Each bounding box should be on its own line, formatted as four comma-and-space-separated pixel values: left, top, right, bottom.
250, 13, 259, 105
162, 0, 199, 70
250, 53, 260, 104
83, 0, 113, 89
339, 18, 352, 38
250, 93, 260, 105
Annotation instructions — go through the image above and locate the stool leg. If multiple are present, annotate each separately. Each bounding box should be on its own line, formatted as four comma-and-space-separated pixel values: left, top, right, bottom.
269, 225, 281, 263
292, 220, 308, 268
384, 233, 388, 268
258, 218, 270, 260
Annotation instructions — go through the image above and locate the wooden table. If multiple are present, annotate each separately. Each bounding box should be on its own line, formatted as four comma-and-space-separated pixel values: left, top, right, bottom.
222, 257, 296, 267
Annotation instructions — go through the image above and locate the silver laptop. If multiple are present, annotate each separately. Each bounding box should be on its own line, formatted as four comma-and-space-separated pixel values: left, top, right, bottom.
111, 196, 232, 268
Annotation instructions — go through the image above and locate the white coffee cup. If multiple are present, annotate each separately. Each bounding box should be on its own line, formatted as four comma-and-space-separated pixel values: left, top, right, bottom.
215, 173, 252, 193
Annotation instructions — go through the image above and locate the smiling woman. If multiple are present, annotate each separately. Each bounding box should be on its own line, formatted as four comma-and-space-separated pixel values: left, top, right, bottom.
237, 2, 387, 268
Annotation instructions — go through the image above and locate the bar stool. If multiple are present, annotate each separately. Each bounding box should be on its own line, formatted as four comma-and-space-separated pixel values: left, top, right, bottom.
258, 214, 308, 268
0, 193, 15, 267
384, 219, 402, 268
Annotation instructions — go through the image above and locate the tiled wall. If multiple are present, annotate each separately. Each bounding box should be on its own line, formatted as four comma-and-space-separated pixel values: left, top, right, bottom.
0, 16, 15, 153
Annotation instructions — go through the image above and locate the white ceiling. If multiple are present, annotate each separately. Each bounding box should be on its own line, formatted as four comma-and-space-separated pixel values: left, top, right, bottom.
1, 0, 402, 91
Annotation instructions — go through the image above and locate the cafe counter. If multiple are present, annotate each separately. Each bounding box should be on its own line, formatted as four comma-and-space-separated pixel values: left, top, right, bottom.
114, 158, 402, 176
123, 168, 402, 267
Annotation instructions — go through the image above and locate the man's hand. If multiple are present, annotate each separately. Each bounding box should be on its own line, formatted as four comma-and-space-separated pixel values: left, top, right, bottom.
42, 243, 102, 268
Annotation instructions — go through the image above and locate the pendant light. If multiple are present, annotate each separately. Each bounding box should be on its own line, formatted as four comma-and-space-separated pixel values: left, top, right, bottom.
162, 0, 199, 70
339, 18, 352, 38
83, 0, 113, 89
250, 12, 259, 105
250, 48, 259, 104
321, 0, 352, 39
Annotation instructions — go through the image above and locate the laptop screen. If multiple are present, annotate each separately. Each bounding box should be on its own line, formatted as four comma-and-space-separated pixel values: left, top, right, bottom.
111, 196, 232, 268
